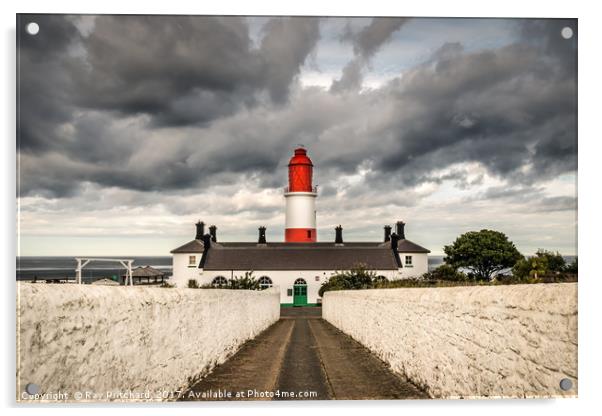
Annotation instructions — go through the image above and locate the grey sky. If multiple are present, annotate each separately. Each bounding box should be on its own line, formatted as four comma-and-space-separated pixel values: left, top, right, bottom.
17, 15, 577, 256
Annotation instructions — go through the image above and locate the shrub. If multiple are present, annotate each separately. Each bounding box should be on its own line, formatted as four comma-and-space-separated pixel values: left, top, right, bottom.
421, 264, 467, 281
512, 255, 549, 280
228, 271, 259, 290
535, 249, 566, 272
187, 279, 199, 288
319, 263, 377, 296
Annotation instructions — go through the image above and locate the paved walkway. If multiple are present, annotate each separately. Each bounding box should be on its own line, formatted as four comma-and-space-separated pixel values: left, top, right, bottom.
180, 307, 427, 401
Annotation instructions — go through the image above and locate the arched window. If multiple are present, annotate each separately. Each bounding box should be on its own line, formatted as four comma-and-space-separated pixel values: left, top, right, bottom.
258, 276, 273, 290
211, 276, 228, 288
294, 278, 307, 285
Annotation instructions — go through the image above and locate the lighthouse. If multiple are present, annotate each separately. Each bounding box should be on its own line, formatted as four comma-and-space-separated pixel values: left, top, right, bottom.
284, 147, 317, 242
171, 146, 431, 303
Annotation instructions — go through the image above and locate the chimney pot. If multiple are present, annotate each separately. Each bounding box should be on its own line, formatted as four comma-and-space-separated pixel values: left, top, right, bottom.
202, 233, 211, 249
390, 232, 399, 251
396, 221, 406, 240
335, 225, 343, 244
258, 226, 267, 244
195, 221, 205, 240
384, 225, 392, 242
209, 225, 217, 242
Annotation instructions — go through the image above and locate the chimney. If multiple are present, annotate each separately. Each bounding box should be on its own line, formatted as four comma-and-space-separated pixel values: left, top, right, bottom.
202, 233, 211, 250
258, 226, 267, 244
384, 225, 392, 242
396, 221, 406, 240
335, 225, 343, 244
390, 232, 399, 251
209, 225, 217, 242
195, 221, 205, 240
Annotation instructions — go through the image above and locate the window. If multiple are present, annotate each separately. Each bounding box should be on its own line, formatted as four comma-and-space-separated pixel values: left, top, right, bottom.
315, 276, 320, 282
188, 256, 196, 267
375, 275, 388, 283
405, 255, 413, 267
258, 276, 273, 290
211, 276, 228, 287
294, 278, 307, 285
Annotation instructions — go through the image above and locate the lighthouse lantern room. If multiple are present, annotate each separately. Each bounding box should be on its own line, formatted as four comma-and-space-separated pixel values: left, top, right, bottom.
284, 147, 317, 242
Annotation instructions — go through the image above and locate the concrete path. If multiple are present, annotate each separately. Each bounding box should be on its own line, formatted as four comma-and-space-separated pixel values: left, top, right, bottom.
180, 307, 427, 401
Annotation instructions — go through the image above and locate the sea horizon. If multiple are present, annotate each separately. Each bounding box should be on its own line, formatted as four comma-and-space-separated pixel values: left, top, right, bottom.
16, 255, 577, 282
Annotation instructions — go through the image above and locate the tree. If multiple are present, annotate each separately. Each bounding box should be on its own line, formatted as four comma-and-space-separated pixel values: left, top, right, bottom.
443, 230, 522, 281
319, 263, 377, 297
535, 249, 565, 272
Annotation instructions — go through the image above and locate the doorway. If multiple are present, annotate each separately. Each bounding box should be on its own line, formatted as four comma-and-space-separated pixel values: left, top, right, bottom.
293, 278, 308, 306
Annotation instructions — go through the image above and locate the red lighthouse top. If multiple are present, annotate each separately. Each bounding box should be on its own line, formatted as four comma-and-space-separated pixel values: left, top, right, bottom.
288, 147, 313, 192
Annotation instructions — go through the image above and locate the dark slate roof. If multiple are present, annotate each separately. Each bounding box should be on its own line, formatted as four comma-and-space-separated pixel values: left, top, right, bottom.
171, 239, 429, 255
170, 239, 205, 253
397, 239, 431, 253
218, 242, 386, 248
202, 244, 399, 271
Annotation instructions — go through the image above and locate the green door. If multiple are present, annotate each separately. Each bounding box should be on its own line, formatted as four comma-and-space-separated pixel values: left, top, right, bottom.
293, 278, 308, 306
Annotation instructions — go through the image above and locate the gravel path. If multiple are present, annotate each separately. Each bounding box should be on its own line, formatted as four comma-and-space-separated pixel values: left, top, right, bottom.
180, 307, 427, 401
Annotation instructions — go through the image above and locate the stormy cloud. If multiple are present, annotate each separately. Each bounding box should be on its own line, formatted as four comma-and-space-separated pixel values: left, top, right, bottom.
330, 17, 408, 92
16, 15, 577, 255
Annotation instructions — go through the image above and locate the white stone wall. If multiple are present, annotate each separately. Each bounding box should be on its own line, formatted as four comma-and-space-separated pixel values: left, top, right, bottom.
323, 283, 577, 398
17, 283, 280, 402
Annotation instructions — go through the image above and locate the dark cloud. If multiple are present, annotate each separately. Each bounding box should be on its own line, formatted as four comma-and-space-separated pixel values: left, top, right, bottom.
74, 15, 320, 125
17, 16, 576, 206
467, 185, 577, 213
17, 14, 81, 152
373, 20, 576, 187
17, 15, 322, 196
331, 17, 409, 92
259, 17, 321, 102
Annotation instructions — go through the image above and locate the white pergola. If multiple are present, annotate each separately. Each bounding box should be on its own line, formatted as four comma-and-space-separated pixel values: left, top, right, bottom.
75, 258, 134, 285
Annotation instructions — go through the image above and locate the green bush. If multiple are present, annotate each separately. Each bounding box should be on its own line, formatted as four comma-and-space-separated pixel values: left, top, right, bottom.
421, 264, 467, 281
535, 249, 566, 272
319, 263, 377, 296
227, 271, 259, 290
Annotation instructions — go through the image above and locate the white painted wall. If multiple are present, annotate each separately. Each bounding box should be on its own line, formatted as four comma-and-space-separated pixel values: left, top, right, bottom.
398, 252, 428, 278
171, 252, 203, 288
170, 247, 429, 300
17, 283, 280, 402
284, 192, 316, 229
323, 283, 578, 398
197, 269, 400, 305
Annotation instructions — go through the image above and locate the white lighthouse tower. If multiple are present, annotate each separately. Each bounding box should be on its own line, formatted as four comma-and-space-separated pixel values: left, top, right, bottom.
284, 147, 317, 242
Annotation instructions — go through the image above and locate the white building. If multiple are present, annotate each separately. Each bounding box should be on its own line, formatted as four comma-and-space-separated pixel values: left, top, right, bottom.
170, 148, 430, 306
